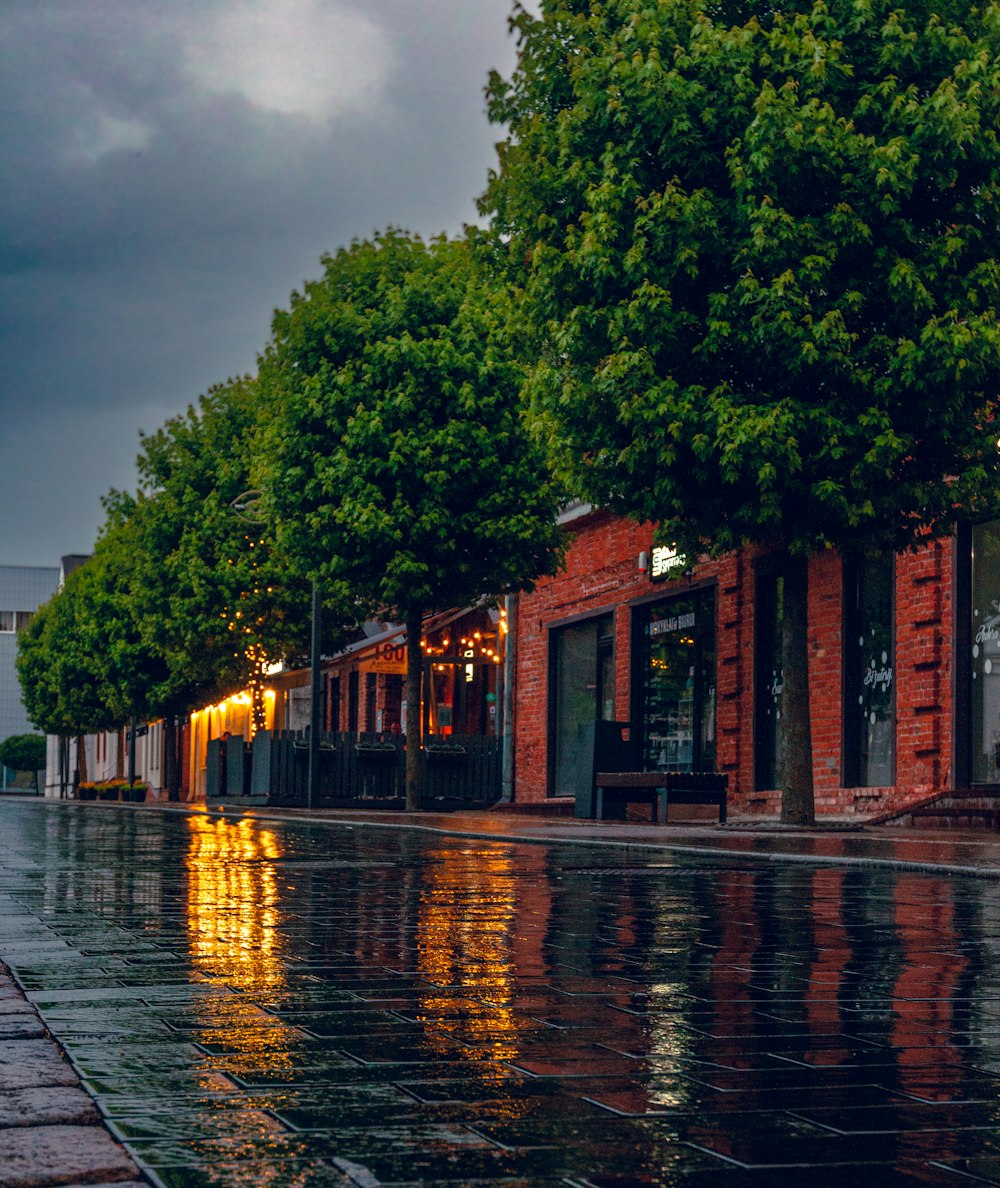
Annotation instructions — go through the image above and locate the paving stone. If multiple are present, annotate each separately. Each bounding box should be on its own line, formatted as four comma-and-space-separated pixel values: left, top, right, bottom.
0, 1041, 79, 1090
60, 1183, 149, 1188
0, 1000, 37, 1016
6, 801, 1000, 1184
0, 1016, 45, 1039
0, 1124, 138, 1187
0, 1086, 98, 1128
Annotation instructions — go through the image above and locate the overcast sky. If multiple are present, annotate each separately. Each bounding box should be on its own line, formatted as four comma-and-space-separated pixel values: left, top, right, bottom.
1, 0, 524, 566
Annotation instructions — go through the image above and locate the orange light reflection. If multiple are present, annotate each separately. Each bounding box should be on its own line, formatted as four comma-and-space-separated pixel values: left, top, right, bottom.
415, 846, 523, 1075
185, 815, 296, 1067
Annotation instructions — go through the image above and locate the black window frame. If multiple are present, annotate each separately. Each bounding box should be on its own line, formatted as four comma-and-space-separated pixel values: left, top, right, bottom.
546, 610, 615, 798
841, 555, 897, 789
629, 584, 717, 774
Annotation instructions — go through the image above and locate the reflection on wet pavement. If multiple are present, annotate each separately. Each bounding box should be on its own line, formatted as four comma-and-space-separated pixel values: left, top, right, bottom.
1, 803, 1000, 1184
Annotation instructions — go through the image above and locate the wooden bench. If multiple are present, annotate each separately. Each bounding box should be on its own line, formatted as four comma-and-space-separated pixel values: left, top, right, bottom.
593, 771, 728, 825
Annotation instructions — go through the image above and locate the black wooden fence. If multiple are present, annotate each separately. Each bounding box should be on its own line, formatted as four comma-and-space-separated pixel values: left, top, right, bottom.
206, 730, 501, 809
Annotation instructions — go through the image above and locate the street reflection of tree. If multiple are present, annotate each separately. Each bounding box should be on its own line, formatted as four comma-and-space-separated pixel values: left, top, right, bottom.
45, 808, 167, 921
184, 813, 295, 1066
414, 844, 523, 1071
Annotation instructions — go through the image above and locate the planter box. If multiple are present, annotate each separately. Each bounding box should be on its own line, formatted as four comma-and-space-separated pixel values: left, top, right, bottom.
355, 745, 398, 759
425, 747, 467, 762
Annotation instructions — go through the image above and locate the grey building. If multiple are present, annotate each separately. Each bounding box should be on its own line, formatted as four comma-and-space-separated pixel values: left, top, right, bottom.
0, 564, 59, 785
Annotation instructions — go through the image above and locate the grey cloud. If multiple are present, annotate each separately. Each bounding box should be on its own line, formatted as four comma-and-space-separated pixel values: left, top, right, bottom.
0, 0, 520, 563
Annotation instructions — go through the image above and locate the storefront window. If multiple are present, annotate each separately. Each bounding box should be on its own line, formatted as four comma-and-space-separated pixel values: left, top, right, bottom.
756, 573, 784, 790
844, 556, 895, 787
551, 615, 614, 796
637, 592, 715, 773
423, 611, 503, 738
972, 521, 1000, 782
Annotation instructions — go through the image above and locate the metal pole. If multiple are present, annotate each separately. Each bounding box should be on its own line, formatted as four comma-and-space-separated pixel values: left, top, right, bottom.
500, 593, 516, 803
127, 718, 137, 788
307, 580, 322, 809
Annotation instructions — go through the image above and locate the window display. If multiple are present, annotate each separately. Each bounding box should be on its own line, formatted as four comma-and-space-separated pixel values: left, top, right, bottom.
638, 592, 715, 773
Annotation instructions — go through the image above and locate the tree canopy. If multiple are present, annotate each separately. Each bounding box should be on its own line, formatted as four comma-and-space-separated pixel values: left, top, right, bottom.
482, 0, 1000, 822
18, 376, 348, 787
256, 228, 565, 806
0, 734, 47, 781
483, 0, 1000, 560
117, 375, 343, 728
16, 535, 157, 740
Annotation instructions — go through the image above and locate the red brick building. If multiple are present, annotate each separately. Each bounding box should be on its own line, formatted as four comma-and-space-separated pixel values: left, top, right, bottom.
508, 503, 992, 820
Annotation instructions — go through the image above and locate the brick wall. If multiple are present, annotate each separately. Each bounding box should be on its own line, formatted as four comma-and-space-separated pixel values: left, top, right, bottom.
513, 508, 956, 819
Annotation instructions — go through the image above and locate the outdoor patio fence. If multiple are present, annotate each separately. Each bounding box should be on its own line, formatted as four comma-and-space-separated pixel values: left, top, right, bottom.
206, 730, 501, 810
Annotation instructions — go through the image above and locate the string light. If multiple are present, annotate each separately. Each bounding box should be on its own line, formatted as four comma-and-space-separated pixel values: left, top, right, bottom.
217, 532, 276, 737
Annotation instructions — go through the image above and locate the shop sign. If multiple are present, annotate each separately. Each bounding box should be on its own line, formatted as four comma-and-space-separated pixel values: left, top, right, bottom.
650, 611, 695, 638
651, 545, 686, 579
367, 641, 407, 674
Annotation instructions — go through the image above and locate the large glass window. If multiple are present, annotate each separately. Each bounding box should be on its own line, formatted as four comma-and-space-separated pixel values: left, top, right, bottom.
971, 521, 1000, 782
844, 556, 895, 787
550, 615, 614, 796
755, 573, 784, 790
637, 591, 715, 772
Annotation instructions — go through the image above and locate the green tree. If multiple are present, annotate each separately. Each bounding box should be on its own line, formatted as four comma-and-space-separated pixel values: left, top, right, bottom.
111, 378, 357, 797
117, 377, 340, 750
17, 545, 154, 784
0, 734, 47, 788
482, 0, 1000, 822
256, 229, 565, 809
19, 379, 350, 799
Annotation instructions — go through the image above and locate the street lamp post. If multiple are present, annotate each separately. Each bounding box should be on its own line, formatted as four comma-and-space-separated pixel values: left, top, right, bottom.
307, 580, 321, 810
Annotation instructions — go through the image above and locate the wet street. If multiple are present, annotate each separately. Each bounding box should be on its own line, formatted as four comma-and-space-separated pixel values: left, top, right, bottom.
2, 802, 1000, 1186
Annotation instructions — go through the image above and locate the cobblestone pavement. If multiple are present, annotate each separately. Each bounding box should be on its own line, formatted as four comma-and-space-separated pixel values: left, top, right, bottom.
0, 964, 145, 1188
4, 801, 1000, 1185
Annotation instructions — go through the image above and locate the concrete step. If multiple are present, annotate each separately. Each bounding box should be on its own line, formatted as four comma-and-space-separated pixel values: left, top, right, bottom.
907, 806, 1000, 829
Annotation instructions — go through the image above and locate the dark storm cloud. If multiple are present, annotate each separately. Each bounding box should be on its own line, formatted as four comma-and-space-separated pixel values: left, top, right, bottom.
0, 0, 520, 564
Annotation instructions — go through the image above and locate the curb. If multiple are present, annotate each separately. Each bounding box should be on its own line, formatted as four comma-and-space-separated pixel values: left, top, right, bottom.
0, 962, 148, 1188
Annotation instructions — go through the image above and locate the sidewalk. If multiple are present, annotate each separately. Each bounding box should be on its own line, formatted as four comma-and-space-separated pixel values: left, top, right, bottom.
6, 798, 1000, 1187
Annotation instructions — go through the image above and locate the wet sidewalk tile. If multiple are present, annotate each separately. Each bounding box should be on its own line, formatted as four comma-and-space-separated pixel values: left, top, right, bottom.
3, 800, 1000, 1185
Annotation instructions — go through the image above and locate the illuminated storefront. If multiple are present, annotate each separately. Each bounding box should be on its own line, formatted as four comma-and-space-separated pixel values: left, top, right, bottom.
187, 687, 277, 799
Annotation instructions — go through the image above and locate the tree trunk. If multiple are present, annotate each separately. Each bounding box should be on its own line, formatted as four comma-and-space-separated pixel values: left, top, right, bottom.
127, 718, 137, 787
780, 555, 815, 825
164, 716, 180, 802
404, 609, 425, 812
114, 728, 125, 780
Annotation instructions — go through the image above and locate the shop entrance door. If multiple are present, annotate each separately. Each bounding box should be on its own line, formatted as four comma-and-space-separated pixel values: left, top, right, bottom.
549, 614, 614, 796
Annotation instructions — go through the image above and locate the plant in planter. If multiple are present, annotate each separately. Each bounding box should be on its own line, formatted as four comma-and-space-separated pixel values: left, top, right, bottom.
77, 781, 97, 801
96, 779, 129, 800
424, 742, 467, 761
0, 733, 46, 792
354, 740, 398, 758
